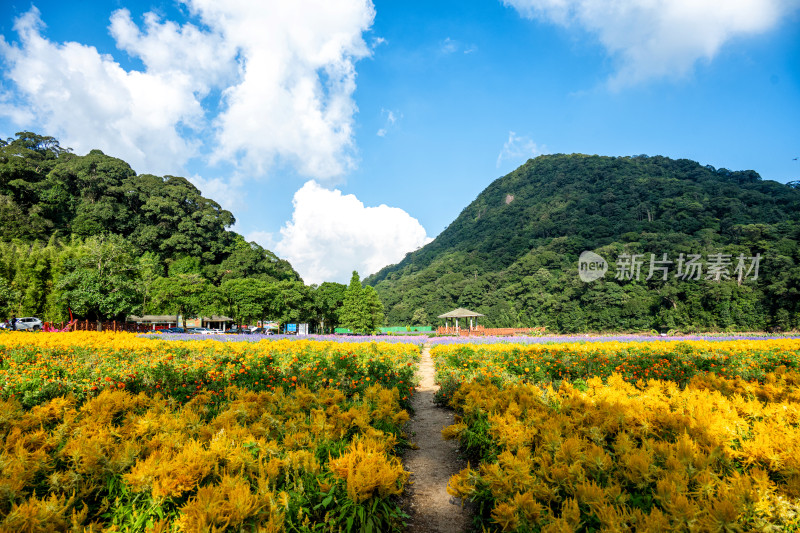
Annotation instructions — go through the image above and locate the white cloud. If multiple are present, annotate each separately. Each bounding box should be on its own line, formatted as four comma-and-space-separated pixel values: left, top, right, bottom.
0, 7, 203, 175
439, 37, 478, 55
109, 9, 236, 94
441, 37, 459, 55
0, 1, 375, 179
376, 108, 400, 137
496, 131, 545, 167
274, 181, 432, 284
503, 0, 797, 87
189, 0, 375, 178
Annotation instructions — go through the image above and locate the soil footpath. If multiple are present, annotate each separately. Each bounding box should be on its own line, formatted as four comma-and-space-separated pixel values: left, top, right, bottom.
402, 342, 471, 533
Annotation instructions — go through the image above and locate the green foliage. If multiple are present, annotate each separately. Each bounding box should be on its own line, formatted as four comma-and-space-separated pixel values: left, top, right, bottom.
215, 235, 300, 284
0, 276, 19, 318
0, 132, 302, 322
313, 281, 347, 333
217, 277, 271, 326
150, 273, 210, 327
366, 154, 800, 332
341, 271, 366, 333
137, 252, 163, 313
364, 286, 385, 330
55, 235, 141, 320
340, 272, 385, 334
269, 280, 313, 326
167, 255, 202, 276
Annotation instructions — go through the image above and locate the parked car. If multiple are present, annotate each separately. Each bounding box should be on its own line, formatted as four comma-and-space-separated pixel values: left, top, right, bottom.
226, 326, 251, 334
160, 327, 185, 334
15, 317, 43, 331
250, 327, 273, 335
208, 328, 223, 334
187, 327, 213, 334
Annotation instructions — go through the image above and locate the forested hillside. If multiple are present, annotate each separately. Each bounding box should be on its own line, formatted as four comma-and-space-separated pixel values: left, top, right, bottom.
366, 154, 800, 332
0, 132, 338, 326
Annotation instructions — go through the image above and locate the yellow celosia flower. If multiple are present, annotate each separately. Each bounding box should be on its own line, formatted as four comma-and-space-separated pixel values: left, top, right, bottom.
491, 501, 519, 531
177, 475, 264, 531
328, 439, 408, 503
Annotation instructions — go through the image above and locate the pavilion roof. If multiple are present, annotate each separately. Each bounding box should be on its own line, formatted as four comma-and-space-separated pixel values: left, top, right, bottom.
437, 308, 485, 319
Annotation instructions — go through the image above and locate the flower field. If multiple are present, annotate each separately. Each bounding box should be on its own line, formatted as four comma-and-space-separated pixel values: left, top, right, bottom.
432, 339, 800, 405
427, 333, 800, 346
0, 332, 419, 531
0, 333, 418, 409
146, 332, 430, 346
438, 339, 800, 531
5, 332, 800, 532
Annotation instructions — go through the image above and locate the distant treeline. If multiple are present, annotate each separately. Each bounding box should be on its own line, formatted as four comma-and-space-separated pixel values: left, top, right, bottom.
367, 154, 800, 332
0, 132, 356, 330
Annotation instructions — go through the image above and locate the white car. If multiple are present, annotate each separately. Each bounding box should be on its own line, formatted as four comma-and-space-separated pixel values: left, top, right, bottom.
15, 317, 43, 331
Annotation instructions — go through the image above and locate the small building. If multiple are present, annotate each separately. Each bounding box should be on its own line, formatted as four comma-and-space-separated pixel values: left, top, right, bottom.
127, 315, 234, 330
202, 316, 234, 330
437, 308, 485, 334
127, 315, 180, 330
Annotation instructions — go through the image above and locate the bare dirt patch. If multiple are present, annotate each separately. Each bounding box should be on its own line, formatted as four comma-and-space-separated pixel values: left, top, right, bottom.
402, 342, 471, 532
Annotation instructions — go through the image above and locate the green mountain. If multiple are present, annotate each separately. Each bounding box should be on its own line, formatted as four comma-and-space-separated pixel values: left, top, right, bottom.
0, 132, 303, 322
0, 132, 299, 283
365, 154, 800, 332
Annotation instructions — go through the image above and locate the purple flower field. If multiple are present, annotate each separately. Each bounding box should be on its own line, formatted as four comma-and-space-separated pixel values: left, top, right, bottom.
142, 332, 429, 345
142, 331, 798, 346
427, 333, 800, 345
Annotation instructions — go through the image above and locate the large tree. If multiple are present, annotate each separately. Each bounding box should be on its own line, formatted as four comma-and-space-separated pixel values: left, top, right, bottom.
312, 282, 347, 333
218, 278, 271, 327
150, 273, 210, 328
56, 234, 141, 321
0, 132, 69, 239
340, 271, 366, 333
340, 272, 384, 333
215, 236, 300, 284
269, 280, 313, 327
364, 285, 385, 330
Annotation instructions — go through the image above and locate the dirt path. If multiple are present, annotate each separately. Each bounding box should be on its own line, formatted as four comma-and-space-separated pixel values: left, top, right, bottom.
402, 342, 471, 532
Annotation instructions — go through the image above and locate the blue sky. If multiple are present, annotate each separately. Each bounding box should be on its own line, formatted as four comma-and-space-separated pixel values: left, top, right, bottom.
2, 0, 799, 284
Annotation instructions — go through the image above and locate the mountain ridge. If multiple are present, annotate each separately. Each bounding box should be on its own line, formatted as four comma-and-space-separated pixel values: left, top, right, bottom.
365, 154, 800, 332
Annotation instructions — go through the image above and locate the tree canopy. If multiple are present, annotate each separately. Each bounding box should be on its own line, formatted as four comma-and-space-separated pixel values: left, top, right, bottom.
340, 271, 384, 333
0, 131, 311, 324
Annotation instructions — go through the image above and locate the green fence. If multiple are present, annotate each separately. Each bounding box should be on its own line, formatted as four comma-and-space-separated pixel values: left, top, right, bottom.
333, 326, 433, 334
